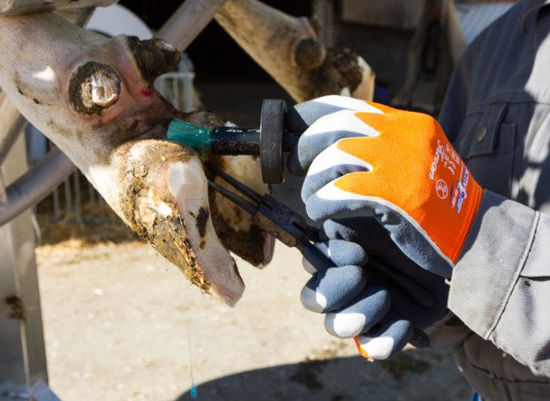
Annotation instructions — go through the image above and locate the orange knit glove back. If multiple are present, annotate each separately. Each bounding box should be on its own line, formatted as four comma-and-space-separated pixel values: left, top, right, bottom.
289, 96, 483, 277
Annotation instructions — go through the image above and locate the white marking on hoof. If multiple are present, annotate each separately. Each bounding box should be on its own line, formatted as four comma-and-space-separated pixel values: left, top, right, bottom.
168, 159, 206, 215
169, 158, 244, 305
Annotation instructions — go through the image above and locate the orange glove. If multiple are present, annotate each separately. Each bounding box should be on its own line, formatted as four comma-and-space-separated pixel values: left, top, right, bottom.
288, 96, 483, 278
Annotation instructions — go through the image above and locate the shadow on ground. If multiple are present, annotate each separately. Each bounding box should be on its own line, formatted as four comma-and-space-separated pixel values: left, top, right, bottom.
175, 349, 472, 401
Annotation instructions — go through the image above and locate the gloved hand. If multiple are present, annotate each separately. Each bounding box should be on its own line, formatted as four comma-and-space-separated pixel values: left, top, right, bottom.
288, 95, 483, 278
301, 219, 448, 359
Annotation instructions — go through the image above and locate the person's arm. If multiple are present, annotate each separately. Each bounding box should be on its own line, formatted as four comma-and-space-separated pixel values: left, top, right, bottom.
450, 190, 550, 375
288, 95, 550, 375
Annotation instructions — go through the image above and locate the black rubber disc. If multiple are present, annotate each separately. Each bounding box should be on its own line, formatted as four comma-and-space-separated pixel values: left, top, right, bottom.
260, 99, 287, 183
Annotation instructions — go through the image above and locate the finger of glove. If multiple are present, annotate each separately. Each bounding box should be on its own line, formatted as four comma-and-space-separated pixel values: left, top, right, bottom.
301, 265, 366, 313
355, 320, 414, 360
322, 218, 436, 306
323, 218, 452, 301
301, 141, 372, 202
323, 218, 390, 254
320, 219, 449, 326
288, 113, 371, 176
288, 107, 383, 175
304, 183, 378, 222
305, 186, 455, 279
302, 228, 437, 312
324, 286, 390, 338
366, 268, 447, 329
286, 95, 382, 134
302, 240, 368, 274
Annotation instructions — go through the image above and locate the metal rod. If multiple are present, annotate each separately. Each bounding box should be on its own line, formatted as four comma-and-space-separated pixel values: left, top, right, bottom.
366, 257, 436, 308
157, 0, 229, 51
30, 380, 62, 401
0, 0, 116, 16
0, 92, 26, 166
0, 125, 49, 401
0, 149, 75, 227
52, 186, 61, 222
183, 72, 195, 113
73, 170, 84, 224
214, 0, 329, 102
63, 177, 72, 221
98, 193, 106, 219
208, 164, 263, 202
207, 179, 257, 215
312, 0, 334, 47
172, 76, 179, 109
88, 181, 96, 211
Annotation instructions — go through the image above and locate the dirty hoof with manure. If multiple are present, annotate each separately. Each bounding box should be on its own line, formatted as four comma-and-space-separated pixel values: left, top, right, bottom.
0, 12, 273, 306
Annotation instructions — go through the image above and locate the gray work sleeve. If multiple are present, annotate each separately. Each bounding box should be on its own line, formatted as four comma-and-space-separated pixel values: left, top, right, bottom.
449, 189, 550, 376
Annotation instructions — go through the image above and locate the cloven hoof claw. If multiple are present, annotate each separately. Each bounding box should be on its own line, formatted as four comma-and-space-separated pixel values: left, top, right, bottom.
127, 37, 182, 83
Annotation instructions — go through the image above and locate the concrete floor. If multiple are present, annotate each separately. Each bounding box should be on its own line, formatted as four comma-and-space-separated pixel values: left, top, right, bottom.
36, 240, 471, 401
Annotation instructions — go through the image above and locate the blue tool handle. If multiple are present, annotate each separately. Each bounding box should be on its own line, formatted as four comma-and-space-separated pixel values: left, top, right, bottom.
301, 242, 335, 272
410, 328, 430, 349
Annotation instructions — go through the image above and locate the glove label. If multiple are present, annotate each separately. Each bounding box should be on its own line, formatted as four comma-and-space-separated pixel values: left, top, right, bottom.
430, 140, 470, 215
452, 167, 469, 213
429, 140, 445, 180
436, 179, 449, 200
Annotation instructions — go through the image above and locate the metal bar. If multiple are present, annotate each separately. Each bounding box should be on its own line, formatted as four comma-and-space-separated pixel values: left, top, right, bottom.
207, 179, 257, 215
0, 149, 75, 227
63, 177, 72, 221
312, 0, 334, 47
208, 164, 263, 202
52, 186, 61, 222
98, 194, 106, 220
87, 181, 96, 212
0, 93, 26, 166
171, 77, 179, 109
0, 0, 116, 16
182, 72, 195, 113
214, 0, 330, 102
157, 0, 228, 51
73, 171, 83, 224
30, 381, 62, 401
0, 136, 47, 398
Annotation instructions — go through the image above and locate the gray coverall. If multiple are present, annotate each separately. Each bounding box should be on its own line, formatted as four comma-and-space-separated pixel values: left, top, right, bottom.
436, 0, 550, 399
